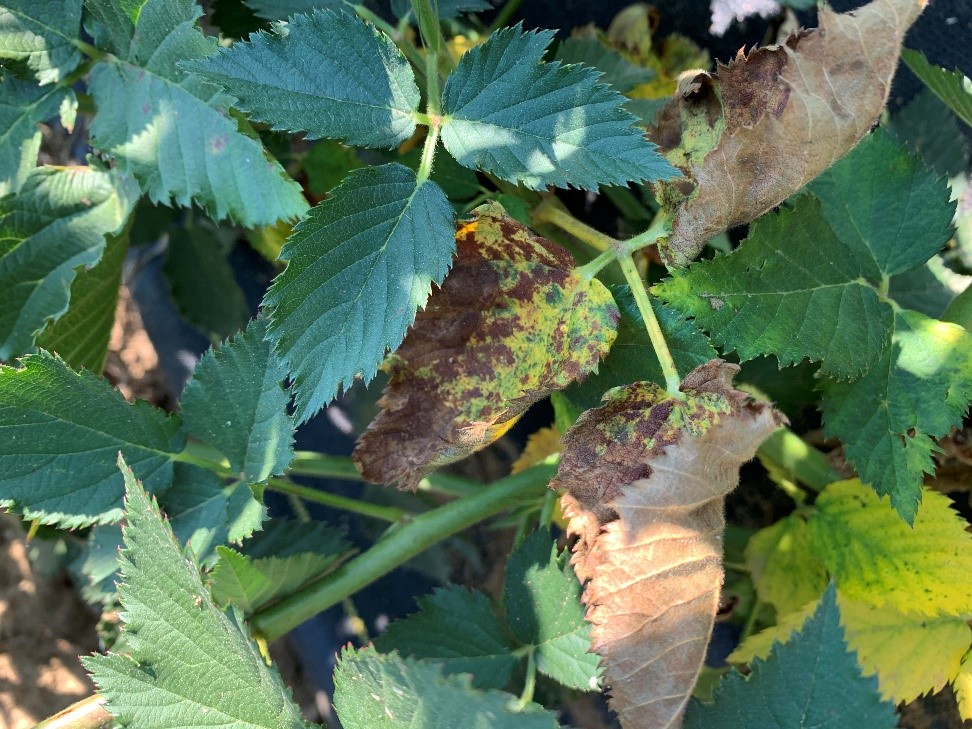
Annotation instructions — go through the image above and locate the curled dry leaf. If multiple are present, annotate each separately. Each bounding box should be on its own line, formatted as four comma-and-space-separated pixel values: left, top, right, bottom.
552, 361, 783, 729
353, 202, 619, 489
648, 0, 926, 267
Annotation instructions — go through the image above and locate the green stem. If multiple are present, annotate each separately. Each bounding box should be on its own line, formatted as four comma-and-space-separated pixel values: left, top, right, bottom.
624, 216, 672, 253
265, 478, 409, 523
252, 463, 556, 641
574, 249, 617, 280
33, 695, 113, 728
533, 200, 617, 253
74, 39, 105, 61
538, 488, 557, 528
354, 4, 426, 74
756, 427, 840, 492
416, 120, 441, 184
618, 255, 681, 394
515, 649, 538, 709
489, 0, 524, 33
740, 597, 764, 643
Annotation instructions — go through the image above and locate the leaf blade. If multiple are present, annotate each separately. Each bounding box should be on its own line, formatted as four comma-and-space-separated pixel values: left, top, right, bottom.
0, 0, 82, 84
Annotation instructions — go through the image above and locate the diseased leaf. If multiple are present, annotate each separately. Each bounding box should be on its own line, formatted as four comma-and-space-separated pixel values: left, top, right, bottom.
551, 360, 782, 729
333, 647, 561, 729
0, 76, 71, 195
820, 310, 972, 521
87, 0, 308, 226
504, 529, 601, 690
648, 0, 926, 266
83, 456, 311, 729
35, 228, 128, 373
374, 585, 518, 690
0, 0, 82, 84
181, 319, 295, 483
0, 165, 138, 361
745, 515, 827, 616
264, 163, 455, 422
210, 519, 351, 614
901, 49, 972, 129
808, 479, 972, 616
511, 426, 562, 474
683, 585, 896, 729
164, 225, 250, 342
568, 286, 717, 410
189, 10, 419, 148
353, 202, 619, 489
440, 25, 676, 191
0, 352, 184, 527
554, 36, 655, 93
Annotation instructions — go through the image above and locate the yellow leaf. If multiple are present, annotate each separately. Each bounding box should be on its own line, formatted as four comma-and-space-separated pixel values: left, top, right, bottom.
745, 515, 827, 616
727, 598, 820, 664
511, 426, 562, 474
839, 593, 970, 703
808, 479, 972, 616
954, 653, 972, 722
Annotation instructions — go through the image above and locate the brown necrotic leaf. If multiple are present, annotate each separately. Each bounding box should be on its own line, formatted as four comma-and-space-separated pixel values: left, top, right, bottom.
552, 361, 783, 729
353, 202, 619, 489
648, 0, 926, 267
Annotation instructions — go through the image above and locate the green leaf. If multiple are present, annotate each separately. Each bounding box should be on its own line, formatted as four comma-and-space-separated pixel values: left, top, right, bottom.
265, 163, 455, 421
164, 225, 250, 342
745, 515, 828, 616
655, 196, 893, 379
0, 352, 184, 527
820, 309, 972, 521
374, 585, 518, 690
210, 518, 349, 613
440, 25, 676, 190
806, 127, 955, 278
83, 456, 311, 729
0, 165, 138, 361
807, 479, 972, 616
901, 49, 972, 129
243, 0, 339, 21
35, 228, 127, 373
887, 257, 970, 319
182, 319, 294, 482
333, 647, 561, 729
0, 0, 82, 84
188, 9, 419, 149
303, 139, 362, 197
87, 0, 308, 227
683, 584, 896, 729
504, 529, 601, 691
74, 524, 124, 603
554, 36, 655, 93
567, 286, 716, 410
889, 88, 970, 178
399, 146, 480, 201
0, 76, 71, 195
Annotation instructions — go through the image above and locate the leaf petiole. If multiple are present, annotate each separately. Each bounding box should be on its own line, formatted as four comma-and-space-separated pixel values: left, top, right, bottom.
515, 649, 538, 709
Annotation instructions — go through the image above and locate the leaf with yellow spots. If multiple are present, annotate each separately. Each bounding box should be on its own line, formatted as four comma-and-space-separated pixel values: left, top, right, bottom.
647, 0, 926, 267
353, 203, 619, 489
808, 479, 972, 616
745, 515, 827, 616
511, 426, 563, 475
552, 361, 782, 729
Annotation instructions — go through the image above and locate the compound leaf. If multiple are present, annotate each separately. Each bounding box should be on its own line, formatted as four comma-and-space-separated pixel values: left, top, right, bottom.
264, 163, 455, 422
0, 352, 184, 527
745, 515, 827, 616
808, 478, 972, 615
440, 25, 676, 191
374, 585, 518, 690
683, 585, 896, 729
504, 529, 601, 691
333, 647, 560, 729
0, 0, 82, 84
210, 518, 351, 614
35, 228, 127, 373
820, 310, 972, 521
568, 285, 717, 410
83, 456, 311, 729
648, 0, 925, 266
901, 49, 972, 129
88, 0, 308, 227
181, 319, 295, 483
0, 164, 138, 361
0, 76, 71, 195
552, 361, 782, 729
188, 9, 419, 148
353, 202, 618, 488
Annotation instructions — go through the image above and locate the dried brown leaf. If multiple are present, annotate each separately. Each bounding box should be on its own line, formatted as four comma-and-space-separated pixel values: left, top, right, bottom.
353, 202, 619, 489
552, 361, 783, 729
648, 0, 926, 267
